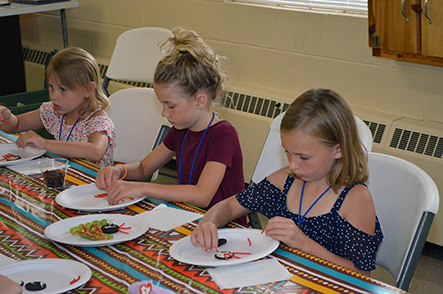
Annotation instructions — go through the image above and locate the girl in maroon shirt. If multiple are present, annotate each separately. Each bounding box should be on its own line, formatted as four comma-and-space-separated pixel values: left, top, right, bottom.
95, 27, 246, 226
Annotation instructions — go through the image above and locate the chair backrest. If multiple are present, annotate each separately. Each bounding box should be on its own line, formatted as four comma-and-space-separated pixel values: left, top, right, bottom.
367, 152, 439, 291
354, 115, 372, 153
250, 112, 373, 184
108, 87, 167, 164
102, 27, 173, 96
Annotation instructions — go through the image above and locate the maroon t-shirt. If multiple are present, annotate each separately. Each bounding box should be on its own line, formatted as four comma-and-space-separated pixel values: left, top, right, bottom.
163, 120, 247, 226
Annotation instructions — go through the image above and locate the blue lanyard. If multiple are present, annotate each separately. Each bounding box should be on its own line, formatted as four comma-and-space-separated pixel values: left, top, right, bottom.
178, 112, 215, 185
58, 106, 89, 141
297, 181, 331, 226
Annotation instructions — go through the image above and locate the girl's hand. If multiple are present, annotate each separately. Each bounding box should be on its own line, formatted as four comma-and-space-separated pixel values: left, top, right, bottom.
15, 131, 46, 149
263, 216, 309, 250
95, 166, 121, 191
190, 221, 219, 252
105, 180, 145, 205
0, 106, 12, 125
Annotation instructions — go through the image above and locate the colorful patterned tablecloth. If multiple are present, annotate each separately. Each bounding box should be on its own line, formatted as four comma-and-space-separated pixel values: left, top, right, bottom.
0, 141, 408, 293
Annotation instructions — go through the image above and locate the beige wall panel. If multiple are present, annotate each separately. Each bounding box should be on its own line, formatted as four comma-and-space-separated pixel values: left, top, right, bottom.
297, 57, 359, 104
24, 62, 46, 92
423, 70, 443, 123
139, 0, 184, 29
108, 0, 145, 28
274, 9, 369, 63
181, 0, 225, 39
75, 0, 109, 23
240, 47, 301, 97
28, 15, 65, 49
91, 24, 127, 59
63, 19, 95, 53
356, 65, 423, 119
223, 3, 274, 47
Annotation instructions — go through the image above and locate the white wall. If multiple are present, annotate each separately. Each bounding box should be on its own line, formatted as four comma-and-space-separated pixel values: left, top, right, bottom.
18, 0, 443, 181
19, 0, 443, 122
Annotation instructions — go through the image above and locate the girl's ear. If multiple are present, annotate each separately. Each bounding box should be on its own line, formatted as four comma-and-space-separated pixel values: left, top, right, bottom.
195, 93, 208, 109
334, 144, 342, 159
85, 81, 97, 98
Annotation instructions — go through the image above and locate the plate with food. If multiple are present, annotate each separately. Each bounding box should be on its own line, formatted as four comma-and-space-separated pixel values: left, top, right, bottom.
169, 228, 279, 267
0, 258, 91, 294
0, 144, 46, 166
44, 214, 149, 247
56, 183, 146, 212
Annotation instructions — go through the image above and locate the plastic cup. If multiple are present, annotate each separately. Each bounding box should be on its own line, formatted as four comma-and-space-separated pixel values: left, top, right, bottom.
38, 158, 69, 189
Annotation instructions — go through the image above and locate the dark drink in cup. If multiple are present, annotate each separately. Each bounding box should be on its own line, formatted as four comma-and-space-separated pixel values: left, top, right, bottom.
39, 158, 69, 189
42, 169, 66, 189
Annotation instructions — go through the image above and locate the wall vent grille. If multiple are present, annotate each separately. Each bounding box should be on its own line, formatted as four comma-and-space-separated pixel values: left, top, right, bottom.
223, 91, 289, 119
389, 128, 443, 159
363, 120, 386, 144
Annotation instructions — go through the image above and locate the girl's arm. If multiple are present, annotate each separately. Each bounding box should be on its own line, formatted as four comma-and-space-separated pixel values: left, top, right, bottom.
106, 158, 227, 207
0, 108, 43, 133
190, 196, 251, 251
264, 216, 370, 276
95, 143, 175, 191
16, 130, 109, 162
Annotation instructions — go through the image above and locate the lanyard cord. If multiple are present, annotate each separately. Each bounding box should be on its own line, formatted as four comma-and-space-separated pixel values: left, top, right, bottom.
58, 106, 90, 141
297, 181, 331, 226
178, 112, 215, 185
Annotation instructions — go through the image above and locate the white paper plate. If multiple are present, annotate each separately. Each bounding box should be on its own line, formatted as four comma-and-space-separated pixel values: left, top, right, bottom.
44, 214, 149, 247
56, 183, 145, 212
169, 228, 279, 267
0, 144, 46, 166
0, 258, 91, 294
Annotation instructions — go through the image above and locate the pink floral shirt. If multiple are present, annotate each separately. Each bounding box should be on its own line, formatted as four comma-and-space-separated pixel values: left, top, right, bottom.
40, 102, 115, 166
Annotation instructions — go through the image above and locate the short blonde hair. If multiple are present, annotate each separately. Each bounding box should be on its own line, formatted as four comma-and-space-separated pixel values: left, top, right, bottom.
154, 27, 227, 106
281, 88, 368, 192
46, 47, 109, 113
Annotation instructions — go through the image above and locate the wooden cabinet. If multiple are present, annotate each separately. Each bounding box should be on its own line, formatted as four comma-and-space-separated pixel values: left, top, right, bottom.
369, 0, 443, 66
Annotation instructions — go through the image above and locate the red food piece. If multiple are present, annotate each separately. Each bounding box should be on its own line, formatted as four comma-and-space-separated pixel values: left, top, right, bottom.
70, 275, 81, 285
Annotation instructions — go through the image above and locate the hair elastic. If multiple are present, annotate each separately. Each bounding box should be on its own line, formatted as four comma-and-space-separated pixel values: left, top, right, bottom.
115, 164, 127, 180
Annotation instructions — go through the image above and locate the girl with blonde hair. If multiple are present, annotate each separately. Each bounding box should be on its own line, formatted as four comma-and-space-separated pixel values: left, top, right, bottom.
0, 47, 115, 166
95, 27, 246, 226
191, 88, 383, 275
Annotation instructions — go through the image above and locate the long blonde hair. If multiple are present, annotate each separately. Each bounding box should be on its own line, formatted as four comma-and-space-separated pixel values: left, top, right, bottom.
280, 88, 368, 192
154, 27, 227, 107
46, 47, 109, 113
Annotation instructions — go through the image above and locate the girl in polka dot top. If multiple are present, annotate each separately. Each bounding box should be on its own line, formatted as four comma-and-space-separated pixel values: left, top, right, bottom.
0, 47, 115, 166
191, 88, 383, 276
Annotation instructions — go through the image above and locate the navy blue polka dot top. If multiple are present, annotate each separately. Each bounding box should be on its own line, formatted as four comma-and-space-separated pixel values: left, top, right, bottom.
236, 176, 383, 271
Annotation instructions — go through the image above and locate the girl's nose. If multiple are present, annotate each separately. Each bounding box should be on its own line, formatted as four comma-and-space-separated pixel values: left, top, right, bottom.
51, 91, 59, 101
288, 158, 300, 171
161, 107, 169, 118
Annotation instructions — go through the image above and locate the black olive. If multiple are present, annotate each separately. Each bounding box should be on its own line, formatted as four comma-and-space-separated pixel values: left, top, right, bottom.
217, 238, 227, 247
101, 223, 119, 234
25, 281, 47, 291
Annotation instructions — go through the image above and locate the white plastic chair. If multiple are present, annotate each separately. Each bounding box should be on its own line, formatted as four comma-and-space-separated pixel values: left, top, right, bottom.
102, 27, 173, 96
367, 152, 439, 291
248, 112, 373, 228
108, 87, 170, 180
